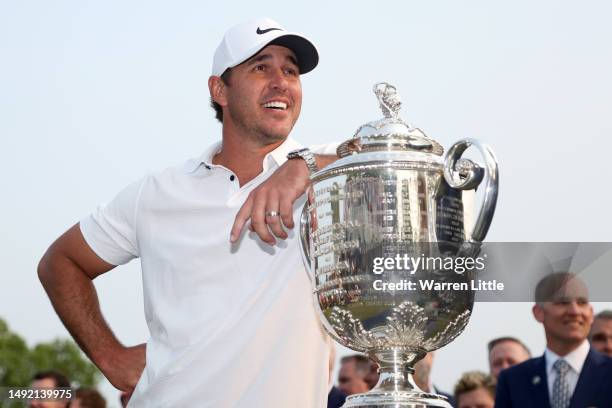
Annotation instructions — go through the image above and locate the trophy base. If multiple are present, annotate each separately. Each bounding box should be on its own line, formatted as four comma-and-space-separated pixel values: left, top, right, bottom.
342, 391, 452, 408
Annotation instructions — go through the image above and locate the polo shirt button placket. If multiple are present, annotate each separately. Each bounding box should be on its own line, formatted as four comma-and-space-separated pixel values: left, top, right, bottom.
227, 173, 240, 198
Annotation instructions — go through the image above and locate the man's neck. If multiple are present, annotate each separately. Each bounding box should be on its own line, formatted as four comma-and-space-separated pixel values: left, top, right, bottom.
213, 128, 285, 186
546, 338, 585, 357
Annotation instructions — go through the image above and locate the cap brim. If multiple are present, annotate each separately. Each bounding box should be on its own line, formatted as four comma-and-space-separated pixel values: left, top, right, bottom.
269, 34, 319, 75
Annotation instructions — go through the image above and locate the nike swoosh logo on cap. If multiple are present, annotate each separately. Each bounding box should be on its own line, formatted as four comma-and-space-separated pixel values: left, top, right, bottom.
256, 27, 282, 35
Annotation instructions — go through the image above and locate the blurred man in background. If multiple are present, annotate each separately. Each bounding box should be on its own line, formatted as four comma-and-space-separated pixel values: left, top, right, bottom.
71, 388, 106, 408
589, 310, 612, 357
487, 336, 531, 379
364, 360, 379, 390
29, 370, 70, 408
337, 355, 372, 396
496, 272, 612, 408
453, 371, 495, 408
414, 352, 455, 407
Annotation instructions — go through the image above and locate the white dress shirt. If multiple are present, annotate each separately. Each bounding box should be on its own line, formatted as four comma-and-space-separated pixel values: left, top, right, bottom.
544, 339, 590, 403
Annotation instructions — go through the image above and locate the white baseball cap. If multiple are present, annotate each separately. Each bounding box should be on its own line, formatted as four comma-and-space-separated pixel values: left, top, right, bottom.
212, 17, 319, 76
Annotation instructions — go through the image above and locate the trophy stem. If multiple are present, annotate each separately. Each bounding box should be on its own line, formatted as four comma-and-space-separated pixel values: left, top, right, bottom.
342, 349, 452, 408
372, 349, 423, 393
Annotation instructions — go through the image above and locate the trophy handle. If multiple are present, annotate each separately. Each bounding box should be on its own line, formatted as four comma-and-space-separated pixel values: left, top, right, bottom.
443, 138, 499, 243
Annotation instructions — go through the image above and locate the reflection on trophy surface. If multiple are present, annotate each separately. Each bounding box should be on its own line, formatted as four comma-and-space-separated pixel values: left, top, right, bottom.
300, 83, 499, 407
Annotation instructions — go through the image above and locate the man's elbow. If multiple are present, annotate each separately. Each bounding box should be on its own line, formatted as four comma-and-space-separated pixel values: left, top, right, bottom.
37, 248, 56, 288
37, 246, 72, 289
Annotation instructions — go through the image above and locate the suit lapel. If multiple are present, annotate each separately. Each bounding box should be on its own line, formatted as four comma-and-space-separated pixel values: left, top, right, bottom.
531, 355, 551, 408
570, 349, 603, 408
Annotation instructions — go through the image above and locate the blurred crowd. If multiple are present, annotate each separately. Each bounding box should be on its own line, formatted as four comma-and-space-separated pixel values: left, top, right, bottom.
27, 371, 130, 408
28, 370, 103, 408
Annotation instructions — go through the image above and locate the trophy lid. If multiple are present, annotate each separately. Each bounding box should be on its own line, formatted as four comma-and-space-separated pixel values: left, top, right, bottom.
336, 82, 444, 157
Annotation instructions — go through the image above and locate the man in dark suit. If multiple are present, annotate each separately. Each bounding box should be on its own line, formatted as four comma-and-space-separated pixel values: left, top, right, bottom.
496, 272, 612, 408
327, 386, 346, 408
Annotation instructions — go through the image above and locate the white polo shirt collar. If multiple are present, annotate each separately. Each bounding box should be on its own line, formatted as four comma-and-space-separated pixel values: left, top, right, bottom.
184, 137, 303, 174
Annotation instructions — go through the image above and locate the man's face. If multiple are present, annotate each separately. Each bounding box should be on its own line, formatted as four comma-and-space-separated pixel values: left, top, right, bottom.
489, 340, 530, 379
533, 280, 594, 349
364, 362, 379, 389
29, 378, 67, 408
338, 360, 370, 396
590, 317, 612, 357
216, 44, 302, 145
457, 387, 495, 408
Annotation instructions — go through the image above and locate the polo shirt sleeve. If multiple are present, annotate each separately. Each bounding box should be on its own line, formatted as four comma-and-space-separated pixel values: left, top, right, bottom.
79, 177, 146, 266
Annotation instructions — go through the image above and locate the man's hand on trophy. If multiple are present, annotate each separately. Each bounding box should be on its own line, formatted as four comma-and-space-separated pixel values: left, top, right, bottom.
230, 158, 311, 245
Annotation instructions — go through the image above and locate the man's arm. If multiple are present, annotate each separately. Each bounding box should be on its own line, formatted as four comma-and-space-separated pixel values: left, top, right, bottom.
230, 154, 337, 245
38, 223, 145, 392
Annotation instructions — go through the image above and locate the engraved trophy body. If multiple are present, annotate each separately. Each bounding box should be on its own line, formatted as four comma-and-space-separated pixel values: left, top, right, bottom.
300, 83, 499, 407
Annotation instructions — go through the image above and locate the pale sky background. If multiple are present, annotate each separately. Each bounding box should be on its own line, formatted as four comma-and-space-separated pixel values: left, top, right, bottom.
2, 1, 612, 406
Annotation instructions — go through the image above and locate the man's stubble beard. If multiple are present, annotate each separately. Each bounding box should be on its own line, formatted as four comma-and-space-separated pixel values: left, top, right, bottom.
226, 102, 297, 147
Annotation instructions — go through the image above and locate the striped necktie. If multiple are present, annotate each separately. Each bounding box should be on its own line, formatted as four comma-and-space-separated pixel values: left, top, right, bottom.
551, 359, 571, 408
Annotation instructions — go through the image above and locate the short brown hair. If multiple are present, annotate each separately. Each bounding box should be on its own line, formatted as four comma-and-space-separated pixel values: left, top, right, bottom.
75, 388, 106, 408
454, 371, 496, 402
341, 354, 373, 377
590, 310, 612, 341
594, 310, 612, 321
534, 272, 587, 304
32, 370, 71, 388
210, 69, 232, 123
487, 336, 531, 357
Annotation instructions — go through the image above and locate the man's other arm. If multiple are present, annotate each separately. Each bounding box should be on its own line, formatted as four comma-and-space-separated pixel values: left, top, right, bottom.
38, 224, 145, 392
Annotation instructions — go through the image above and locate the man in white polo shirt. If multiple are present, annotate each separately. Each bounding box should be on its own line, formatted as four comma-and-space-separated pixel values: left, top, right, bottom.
38, 17, 338, 407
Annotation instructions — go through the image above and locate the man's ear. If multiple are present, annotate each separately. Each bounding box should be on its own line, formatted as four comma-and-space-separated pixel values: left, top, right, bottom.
208, 76, 228, 107
533, 303, 544, 323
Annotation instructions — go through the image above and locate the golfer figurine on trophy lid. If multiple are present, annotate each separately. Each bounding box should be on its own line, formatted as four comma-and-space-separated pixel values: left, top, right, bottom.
300, 82, 499, 407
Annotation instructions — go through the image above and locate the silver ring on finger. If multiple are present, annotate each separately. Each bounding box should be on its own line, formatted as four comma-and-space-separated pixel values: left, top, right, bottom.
265, 210, 280, 217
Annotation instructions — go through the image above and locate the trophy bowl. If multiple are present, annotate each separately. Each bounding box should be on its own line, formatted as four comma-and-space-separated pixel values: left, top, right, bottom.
300, 83, 499, 408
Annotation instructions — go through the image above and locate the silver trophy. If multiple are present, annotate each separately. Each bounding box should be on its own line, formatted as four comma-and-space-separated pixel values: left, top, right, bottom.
300, 83, 498, 407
